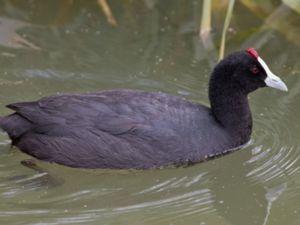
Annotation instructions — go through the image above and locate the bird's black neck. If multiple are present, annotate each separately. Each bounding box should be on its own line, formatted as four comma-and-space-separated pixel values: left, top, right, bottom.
209, 73, 252, 144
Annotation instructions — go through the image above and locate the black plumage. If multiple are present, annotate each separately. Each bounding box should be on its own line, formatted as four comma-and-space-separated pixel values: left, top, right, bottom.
0, 50, 284, 169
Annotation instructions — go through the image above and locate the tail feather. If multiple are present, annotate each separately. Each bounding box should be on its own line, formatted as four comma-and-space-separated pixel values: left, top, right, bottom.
0, 113, 32, 140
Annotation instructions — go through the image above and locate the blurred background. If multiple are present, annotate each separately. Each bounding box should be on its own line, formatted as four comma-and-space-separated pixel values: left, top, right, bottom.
0, 0, 299, 225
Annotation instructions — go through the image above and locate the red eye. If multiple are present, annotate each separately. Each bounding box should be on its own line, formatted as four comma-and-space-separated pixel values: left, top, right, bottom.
250, 67, 259, 74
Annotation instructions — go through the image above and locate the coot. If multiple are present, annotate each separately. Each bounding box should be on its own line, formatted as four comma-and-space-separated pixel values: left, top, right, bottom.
0, 48, 288, 169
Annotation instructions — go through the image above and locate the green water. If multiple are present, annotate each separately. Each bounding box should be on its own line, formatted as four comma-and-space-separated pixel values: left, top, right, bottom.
0, 1, 299, 224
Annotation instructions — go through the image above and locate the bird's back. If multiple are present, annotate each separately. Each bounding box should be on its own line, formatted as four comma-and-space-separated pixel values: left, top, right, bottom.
0, 89, 228, 169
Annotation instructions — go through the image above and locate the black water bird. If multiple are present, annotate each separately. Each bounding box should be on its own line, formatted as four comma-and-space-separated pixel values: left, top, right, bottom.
0, 49, 288, 169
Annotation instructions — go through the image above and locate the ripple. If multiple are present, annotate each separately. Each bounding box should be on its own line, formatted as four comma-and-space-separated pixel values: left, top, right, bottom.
0, 139, 11, 145
114, 189, 212, 213
245, 97, 300, 184
84, 187, 215, 225
246, 146, 300, 183
0, 209, 49, 217
137, 172, 207, 194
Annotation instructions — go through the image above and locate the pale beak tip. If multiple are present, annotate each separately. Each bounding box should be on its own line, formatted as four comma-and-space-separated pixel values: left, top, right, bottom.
278, 80, 288, 92
282, 85, 288, 92
264, 76, 288, 92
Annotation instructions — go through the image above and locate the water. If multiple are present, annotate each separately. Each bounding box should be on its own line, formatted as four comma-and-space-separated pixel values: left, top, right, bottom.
0, 1, 299, 224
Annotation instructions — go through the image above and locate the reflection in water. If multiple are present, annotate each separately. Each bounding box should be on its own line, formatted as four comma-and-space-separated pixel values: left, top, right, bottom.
0, 17, 40, 50
263, 183, 287, 225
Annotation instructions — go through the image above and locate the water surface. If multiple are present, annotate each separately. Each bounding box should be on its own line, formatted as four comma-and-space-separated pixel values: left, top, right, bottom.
0, 1, 299, 225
